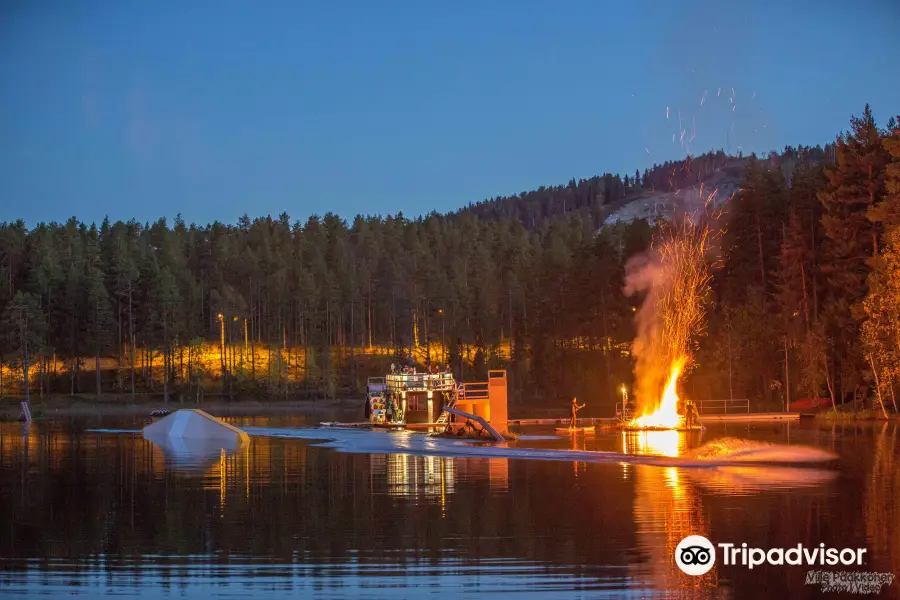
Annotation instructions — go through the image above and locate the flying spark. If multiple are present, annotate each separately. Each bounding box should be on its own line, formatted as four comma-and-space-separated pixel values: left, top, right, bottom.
666, 106, 669, 119
751, 91, 756, 101
717, 88, 721, 97
654, 190, 723, 366
645, 147, 650, 154
700, 90, 708, 106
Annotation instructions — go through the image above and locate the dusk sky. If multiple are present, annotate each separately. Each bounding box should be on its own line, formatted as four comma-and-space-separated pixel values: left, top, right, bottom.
2, 0, 898, 227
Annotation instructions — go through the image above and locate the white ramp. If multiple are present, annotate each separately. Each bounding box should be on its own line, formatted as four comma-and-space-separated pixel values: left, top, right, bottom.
143, 409, 250, 445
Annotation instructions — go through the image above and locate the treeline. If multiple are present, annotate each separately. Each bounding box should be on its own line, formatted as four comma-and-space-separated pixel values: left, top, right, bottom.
693, 105, 900, 413
0, 105, 897, 413
0, 201, 651, 405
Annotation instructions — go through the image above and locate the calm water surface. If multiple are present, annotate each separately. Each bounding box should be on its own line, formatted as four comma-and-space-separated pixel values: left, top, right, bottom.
0, 415, 898, 599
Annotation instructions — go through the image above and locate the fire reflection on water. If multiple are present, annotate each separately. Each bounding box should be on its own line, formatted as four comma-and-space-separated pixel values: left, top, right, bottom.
632, 460, 720, 594
621, 428, 719, 593
622, 429, 682, 458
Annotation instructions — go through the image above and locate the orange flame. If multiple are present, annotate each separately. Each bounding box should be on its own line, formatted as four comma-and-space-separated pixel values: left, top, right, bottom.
631, 357, 686, 429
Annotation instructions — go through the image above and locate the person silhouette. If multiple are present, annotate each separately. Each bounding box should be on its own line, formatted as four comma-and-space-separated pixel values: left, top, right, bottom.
569, 397, 585, 429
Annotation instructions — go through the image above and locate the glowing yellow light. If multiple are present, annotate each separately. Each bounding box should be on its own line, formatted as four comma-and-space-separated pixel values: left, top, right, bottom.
631, 429, 680, 457
632, 358, 685, 430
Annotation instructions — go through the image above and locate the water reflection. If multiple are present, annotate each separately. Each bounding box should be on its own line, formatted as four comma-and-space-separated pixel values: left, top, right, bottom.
866, 421, 900, 575
143, 431, 249, 476
632, 462, 720, 596
0, 420, 897, 598
622, 429, 683, 457
685, 465, 838, 494
373, 453, 458, 498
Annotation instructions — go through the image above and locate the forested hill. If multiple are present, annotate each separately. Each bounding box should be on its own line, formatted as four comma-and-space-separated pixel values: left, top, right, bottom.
0, 106, 884, 415
452, 145, 835, 230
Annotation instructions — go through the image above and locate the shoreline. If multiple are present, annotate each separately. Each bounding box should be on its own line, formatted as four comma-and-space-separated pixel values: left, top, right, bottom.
0, 394, 361, 420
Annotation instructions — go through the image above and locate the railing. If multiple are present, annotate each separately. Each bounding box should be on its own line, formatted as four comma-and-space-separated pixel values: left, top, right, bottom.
457, 382, 489, 402
696, 399, 750, 415
385, 372, 456, 392
615, 402, 634, 422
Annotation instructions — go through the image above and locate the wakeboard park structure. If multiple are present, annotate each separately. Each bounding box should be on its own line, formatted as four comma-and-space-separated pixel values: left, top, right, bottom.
143, 409, 250, 447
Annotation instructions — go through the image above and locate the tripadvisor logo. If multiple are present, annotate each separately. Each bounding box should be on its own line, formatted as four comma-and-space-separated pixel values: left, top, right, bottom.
675, 535, 869, 575
675, 535, 716, 575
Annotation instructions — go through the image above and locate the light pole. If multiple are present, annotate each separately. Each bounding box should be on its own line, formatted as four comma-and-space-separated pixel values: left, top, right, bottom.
621, 384, 628, 405
232, 316, 238, 372
217, 313, 225, 384
438, 308, 445, 365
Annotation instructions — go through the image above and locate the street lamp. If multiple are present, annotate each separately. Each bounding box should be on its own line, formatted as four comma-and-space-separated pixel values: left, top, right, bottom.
217, 313, 226, 381
438, 308, 445, 365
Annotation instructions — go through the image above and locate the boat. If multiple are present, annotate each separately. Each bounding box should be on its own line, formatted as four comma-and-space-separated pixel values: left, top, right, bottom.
789, 397, 834, 412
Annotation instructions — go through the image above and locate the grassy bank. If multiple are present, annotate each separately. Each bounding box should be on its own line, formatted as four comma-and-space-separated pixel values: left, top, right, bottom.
0, 393, 360, 420
815, 408, 899, 422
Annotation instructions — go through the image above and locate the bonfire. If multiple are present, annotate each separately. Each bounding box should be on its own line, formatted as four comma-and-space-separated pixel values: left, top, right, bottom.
624, 187, 723, 431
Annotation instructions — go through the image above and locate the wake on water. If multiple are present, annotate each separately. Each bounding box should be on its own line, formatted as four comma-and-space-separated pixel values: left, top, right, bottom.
684, 437, 836, 464
86, 426, 838, 488
241, 426, 838, 469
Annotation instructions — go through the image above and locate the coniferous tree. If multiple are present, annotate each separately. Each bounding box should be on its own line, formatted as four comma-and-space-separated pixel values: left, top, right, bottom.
819, 105, 890, 399
1, 291, 46, 402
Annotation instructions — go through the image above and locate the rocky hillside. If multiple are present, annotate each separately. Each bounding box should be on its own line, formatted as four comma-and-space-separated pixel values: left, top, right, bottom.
603, 164, 745, 226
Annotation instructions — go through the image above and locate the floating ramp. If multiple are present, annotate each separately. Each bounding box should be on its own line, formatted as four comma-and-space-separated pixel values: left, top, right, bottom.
143, 409, 250, 446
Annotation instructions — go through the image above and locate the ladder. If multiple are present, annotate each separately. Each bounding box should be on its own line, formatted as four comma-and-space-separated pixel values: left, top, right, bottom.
435, 384, 463, 425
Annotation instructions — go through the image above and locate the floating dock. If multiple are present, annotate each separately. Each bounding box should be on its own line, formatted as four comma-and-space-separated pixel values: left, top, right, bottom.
698, 412, 805, 422
508, 413, 805, 427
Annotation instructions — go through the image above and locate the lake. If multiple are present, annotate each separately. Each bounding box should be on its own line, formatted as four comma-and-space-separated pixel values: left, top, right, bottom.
1, 415, 898, 598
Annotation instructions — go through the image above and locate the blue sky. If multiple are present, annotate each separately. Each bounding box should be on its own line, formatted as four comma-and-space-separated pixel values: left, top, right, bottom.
1, 0, 898, 227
